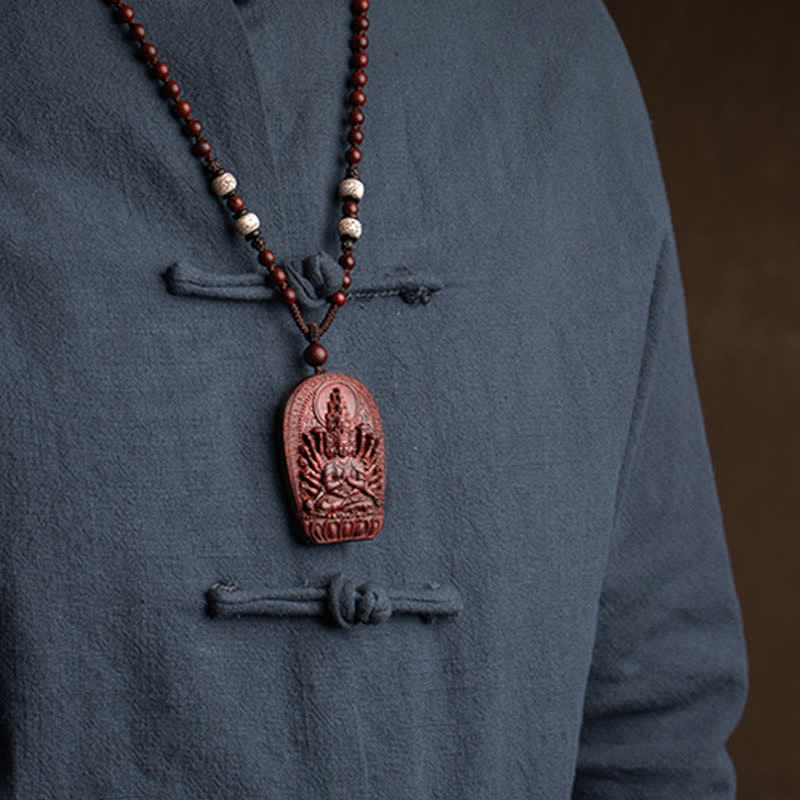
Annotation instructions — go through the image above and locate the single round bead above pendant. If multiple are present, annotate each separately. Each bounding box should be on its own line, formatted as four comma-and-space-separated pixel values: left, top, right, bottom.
303, 342, 328, 367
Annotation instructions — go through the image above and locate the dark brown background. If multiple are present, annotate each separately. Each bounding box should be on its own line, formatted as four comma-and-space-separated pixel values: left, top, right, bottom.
604, 2, 799, 798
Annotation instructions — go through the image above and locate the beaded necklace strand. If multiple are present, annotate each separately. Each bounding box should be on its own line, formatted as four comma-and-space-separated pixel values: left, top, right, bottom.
105, 0, 386, 545
106, 0, 371, 370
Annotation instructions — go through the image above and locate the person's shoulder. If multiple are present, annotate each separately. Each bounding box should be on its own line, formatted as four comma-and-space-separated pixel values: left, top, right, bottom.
447, 0, 671, 233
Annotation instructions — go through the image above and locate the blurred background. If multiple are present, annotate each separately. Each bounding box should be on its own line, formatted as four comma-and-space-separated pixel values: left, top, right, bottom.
604, 1, 799, 798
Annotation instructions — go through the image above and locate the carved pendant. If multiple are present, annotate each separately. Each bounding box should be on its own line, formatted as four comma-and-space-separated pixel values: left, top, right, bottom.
282, 371, 385, 545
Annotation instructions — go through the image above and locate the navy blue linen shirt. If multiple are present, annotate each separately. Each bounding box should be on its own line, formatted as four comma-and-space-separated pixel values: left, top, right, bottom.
0, 1, 747, 797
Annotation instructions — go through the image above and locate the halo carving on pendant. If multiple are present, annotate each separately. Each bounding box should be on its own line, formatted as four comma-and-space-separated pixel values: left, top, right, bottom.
282, 372, 385, 544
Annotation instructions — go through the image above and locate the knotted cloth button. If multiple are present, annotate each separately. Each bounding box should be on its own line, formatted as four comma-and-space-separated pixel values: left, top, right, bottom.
328, 574, 393, 628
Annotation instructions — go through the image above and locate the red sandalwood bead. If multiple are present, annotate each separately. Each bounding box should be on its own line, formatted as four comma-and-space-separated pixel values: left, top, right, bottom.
351, 51, 369, 69
192, 139, 212, 157
161, 80, 181, 99
349, 89, 366, 107
259, 249, 276, 267
331, 291, 347, 307
350, 70, 368, 88
348, 127, 364, 145
128, 23, 146, 40
116, 4, 135, 23
281, 287, 298, 305
269, 267, 286, 286
348, 108, 365, 126
339, 253, 356, 270
137, 43, 157, 62
352, 15, 370, 32
352, 0, 369, 12
343, 200, 359, 216
345, 146, 362, 164
184, 118, 203, 137
351, 34, 369, 50
153, 61, 170, 80
227, 194, 245, 212
342, 272, 352, 289
303, 342, 328, 367
173, 99, 192, 117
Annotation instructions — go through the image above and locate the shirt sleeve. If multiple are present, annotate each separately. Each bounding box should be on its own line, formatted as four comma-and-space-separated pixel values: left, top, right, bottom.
572, 232, 748, 798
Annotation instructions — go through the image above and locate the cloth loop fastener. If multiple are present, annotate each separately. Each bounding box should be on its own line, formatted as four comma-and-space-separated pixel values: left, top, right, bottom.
206, 574, 462, 629
163, 253, 441, 307
328, 575, 393, 627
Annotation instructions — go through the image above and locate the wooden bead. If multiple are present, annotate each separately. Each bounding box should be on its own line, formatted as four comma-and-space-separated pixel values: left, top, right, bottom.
342, 272, 352, 289
160, 80, 181, 99
351, 51, 369, 69
345, 146, 362, 164
348, 108, 365, 126
339, 178, 364, 200
352, 0, 370, 12
210, 172, 236, 195
184, 118, 204, 137
348, 128, 364, 146
269, 267, 287, 287
339, 253, 356, 270
331, 290, 347, 306
343, 200, 359, 216
172, 99, 192, 118
258, 249, 276, 267
234, 212, 260, 236
116, 4, 135, 23
304, 342, 328, 367
128, 23, 146, 40
351, 34, 369, 50
282, 286, 298, 305
192, 139, 211, 157
338, 217, 362, 239
352, 15, 370, 32
153, 61, 169, 80
137, 42, 157, 62
349, 89, 366, 107
350, 70, 368, 88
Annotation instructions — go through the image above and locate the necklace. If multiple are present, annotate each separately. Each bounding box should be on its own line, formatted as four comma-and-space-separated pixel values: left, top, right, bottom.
106, 0, 385, 545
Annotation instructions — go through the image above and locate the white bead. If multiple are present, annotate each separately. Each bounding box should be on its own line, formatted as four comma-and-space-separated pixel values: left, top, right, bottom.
338, 217, 362, 239
234, 212, 260, 236
211, 172, 237, 196
339, 178, 365, 201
